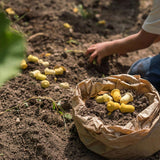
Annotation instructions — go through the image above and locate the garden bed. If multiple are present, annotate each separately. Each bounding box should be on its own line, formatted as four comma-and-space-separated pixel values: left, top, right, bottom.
0, 0, 160, 159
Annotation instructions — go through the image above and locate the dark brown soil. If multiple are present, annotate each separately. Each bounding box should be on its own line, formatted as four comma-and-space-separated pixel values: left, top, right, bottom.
0, 0, 160, 159
80, 89, 150, 126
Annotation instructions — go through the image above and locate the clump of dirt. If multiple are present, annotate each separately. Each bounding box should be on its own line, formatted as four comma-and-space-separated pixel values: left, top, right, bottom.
79, 89, 150, 126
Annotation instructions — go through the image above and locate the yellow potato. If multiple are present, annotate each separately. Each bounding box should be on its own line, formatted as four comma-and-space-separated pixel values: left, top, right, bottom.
54, 67, 64, 75
27, 55, 39, 63
44, 68, 55, 75
35, 73, 47, 80
120, 103, 135, 113
5, 8, 15, 15
120, 92, 133, 104
41, 80, 50, 88
20, 59, 27, 69
103, 94, 113, 102
106, 101, 120, 112
111, 89, 121, 102
73, 7, 78, 13
98, 20, 106, 25
95, 95, 104, 103
29, 70, 41, 77
38, 59, 49, 67
64, 23, 72, 29
59, 82, 70, 89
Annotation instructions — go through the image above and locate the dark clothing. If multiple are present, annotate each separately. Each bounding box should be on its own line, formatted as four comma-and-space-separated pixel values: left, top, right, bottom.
128, 54, 160, 91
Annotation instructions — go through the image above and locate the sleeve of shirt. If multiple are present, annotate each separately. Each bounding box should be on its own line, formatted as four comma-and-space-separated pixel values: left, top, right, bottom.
142, 0, 160, 35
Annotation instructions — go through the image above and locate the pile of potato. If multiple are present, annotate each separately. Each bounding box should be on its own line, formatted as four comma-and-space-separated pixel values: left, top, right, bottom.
95, 89, 135, 114
20, 54, 69, 89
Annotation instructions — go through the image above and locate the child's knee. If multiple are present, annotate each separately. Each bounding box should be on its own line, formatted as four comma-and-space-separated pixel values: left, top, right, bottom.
128, 54, 160, 91
128, 57, 151, 77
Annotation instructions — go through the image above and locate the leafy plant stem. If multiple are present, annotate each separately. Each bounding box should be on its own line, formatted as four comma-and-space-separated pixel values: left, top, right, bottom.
0, 96, 70, 130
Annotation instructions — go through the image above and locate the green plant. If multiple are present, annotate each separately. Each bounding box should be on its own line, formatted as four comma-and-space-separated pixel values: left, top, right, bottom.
78, 4, 88, 19
66, 39, 79, 45
77, 4, 94, 19
93, 59, 97, 65
0, 11, 25, 86
55, 100, 72, 120
1, 96, 72, 122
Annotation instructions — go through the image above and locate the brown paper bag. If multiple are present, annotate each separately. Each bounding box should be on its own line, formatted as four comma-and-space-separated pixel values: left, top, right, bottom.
72, 74, 160, 160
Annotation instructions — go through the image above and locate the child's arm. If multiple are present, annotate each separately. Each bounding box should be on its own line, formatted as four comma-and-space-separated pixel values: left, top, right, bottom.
154, 36, 160, 43
86, 29, 158, 65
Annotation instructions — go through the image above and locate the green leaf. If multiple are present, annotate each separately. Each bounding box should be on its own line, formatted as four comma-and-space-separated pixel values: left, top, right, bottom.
93, 59, 97, 65
78, 4, 88, 19
0, 11, 25, 86
36, 99, 41, 102
59, 111, 63, 115
52, 102, 56, 110
0, 11, 9, 31
6, 109, 11, 112
64, 113, 72, 120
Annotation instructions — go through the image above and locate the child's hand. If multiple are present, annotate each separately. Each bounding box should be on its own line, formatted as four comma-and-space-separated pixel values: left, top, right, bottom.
85, 30, 159, 66
85, 42, 115, 65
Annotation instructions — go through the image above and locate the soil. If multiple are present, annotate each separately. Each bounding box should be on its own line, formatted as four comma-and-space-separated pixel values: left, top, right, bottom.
80, 89, 150, 126
0, 0, 160, 160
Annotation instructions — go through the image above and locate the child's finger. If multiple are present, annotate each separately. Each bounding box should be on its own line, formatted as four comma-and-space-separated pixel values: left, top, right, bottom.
85, 47, 95, 55
97, 56, 102, 66
89, 51, 97, 63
